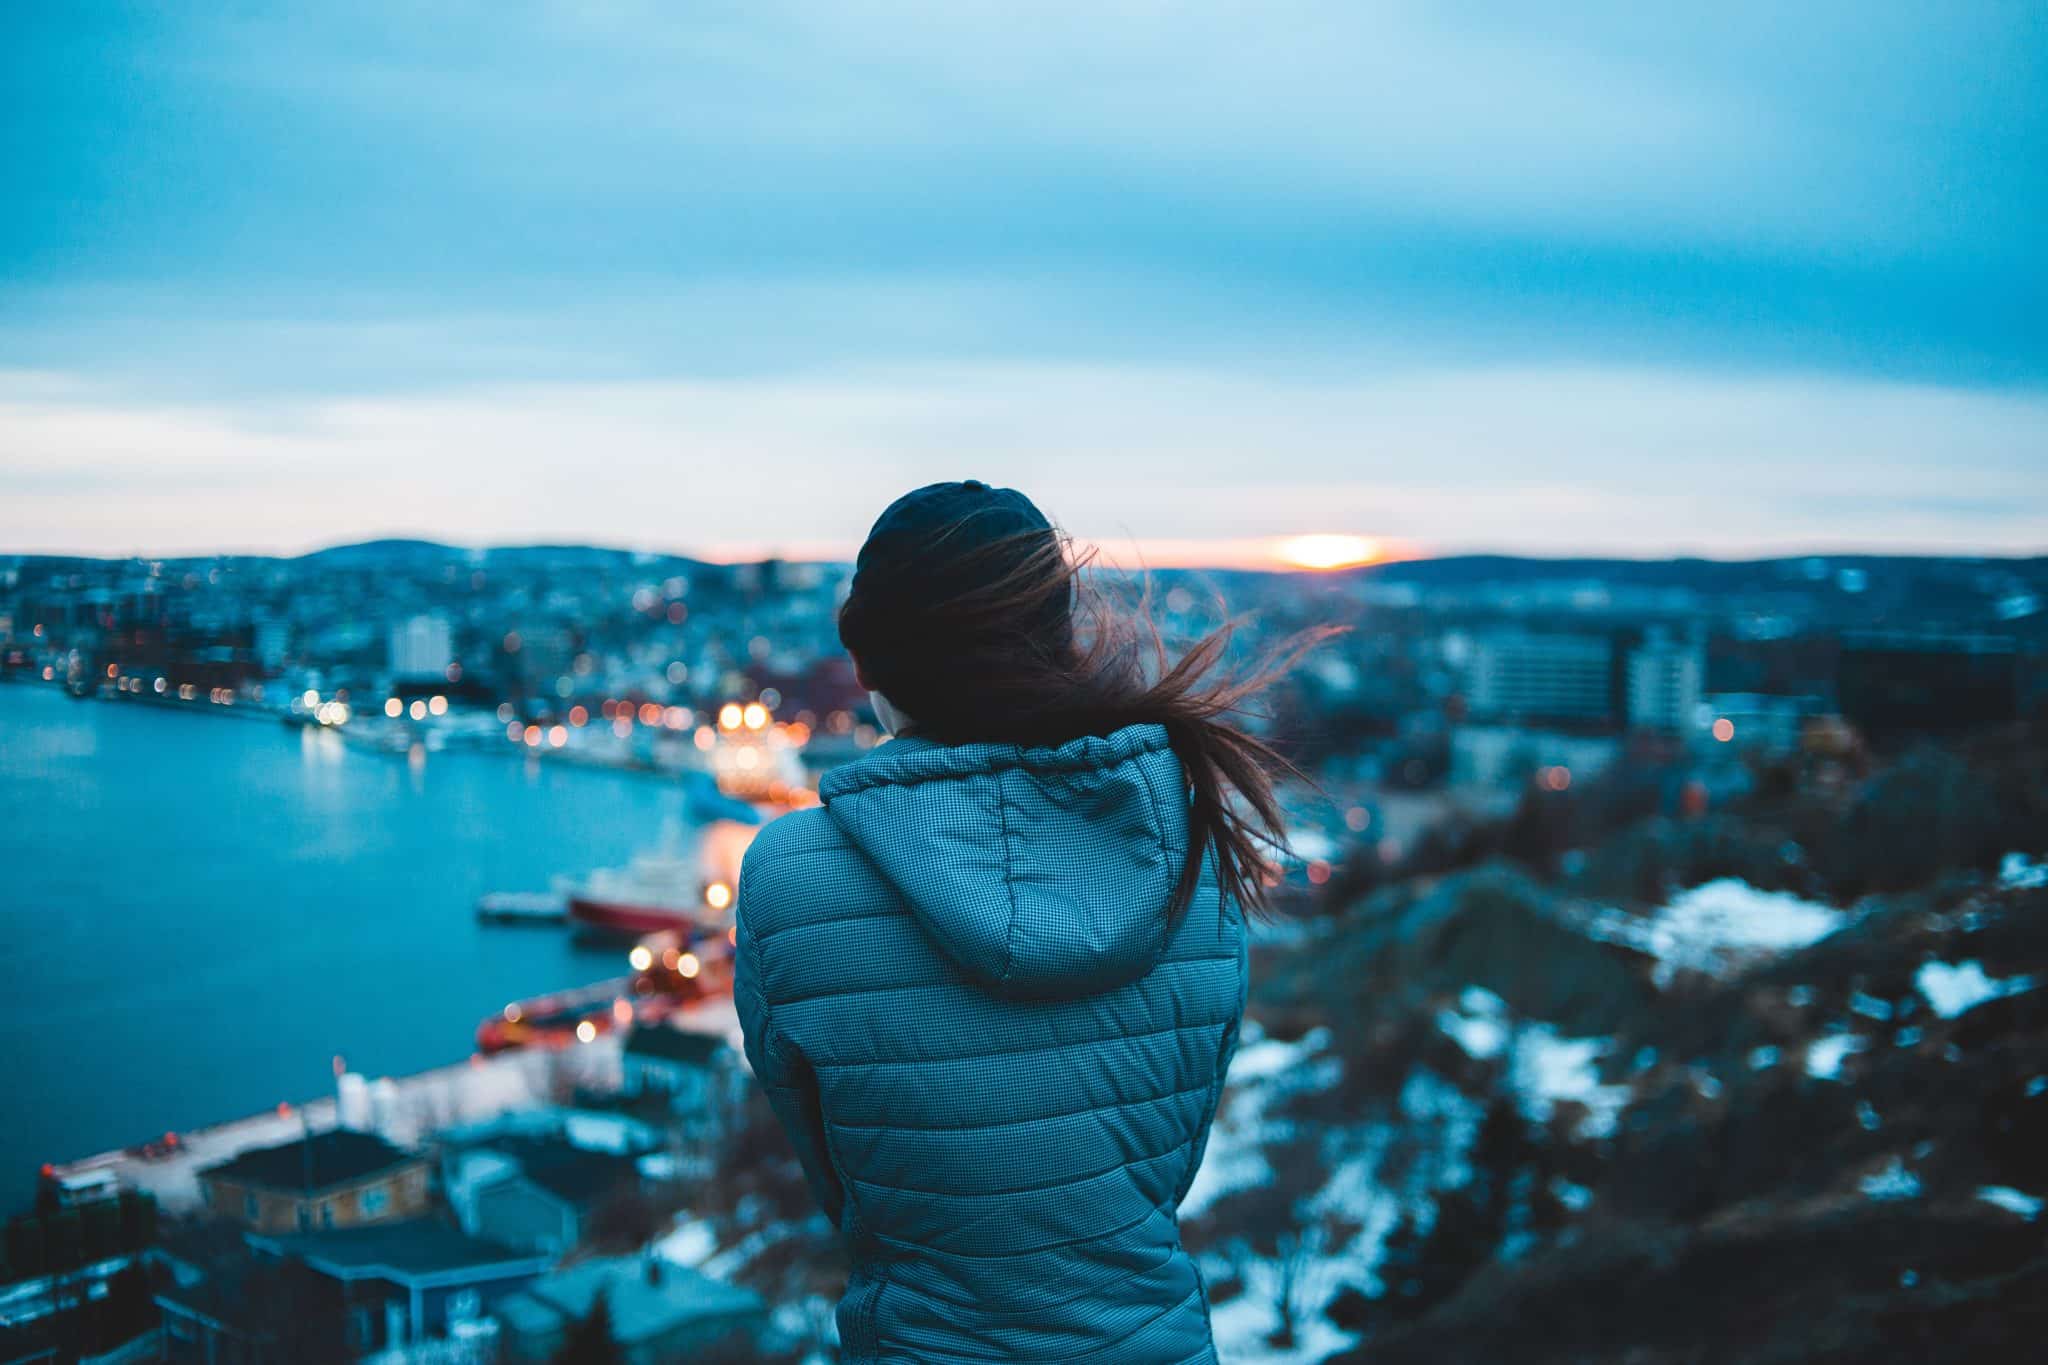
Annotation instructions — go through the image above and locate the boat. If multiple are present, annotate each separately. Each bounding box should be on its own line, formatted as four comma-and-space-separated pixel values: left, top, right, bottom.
565, 818, 755, 937
475, 890, 569, 925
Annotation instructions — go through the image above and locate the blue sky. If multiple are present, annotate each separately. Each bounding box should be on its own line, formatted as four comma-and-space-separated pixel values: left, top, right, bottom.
3, 2, 2044, 562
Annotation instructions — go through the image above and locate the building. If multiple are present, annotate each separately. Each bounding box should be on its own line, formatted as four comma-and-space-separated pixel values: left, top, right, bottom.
1467, 630, 1616, 725
1698, 693, 1822, 755
1450, 724, 1621, 790
198, 1129, 429, 1234
495, 1256, 766, 1365
446, 1136, 643, 1256
157, 1221, 550, 1364
388, 614, 454, 682
1626, 628, 1705, 733
1837, 631, 2020, 739
621, 1024, 745, 1158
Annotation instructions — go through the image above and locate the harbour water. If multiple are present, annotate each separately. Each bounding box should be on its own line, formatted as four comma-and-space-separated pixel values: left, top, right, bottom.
0, 683, 694, 1205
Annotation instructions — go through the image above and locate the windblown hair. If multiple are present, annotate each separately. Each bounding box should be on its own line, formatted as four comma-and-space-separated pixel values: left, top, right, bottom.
839, 526, 1339, 921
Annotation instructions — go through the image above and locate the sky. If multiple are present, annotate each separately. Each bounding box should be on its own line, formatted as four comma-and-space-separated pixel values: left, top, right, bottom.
3, 1, 2044, 565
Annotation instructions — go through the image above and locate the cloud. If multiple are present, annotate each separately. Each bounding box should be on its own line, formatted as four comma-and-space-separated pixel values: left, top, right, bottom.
5, 364, 2041, 560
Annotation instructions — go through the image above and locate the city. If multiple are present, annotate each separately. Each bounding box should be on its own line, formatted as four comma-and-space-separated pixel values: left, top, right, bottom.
2, 542, 2043, 1361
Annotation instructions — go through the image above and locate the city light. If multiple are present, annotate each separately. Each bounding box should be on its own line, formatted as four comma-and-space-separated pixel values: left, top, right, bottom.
385, 697, 402, 717
742, 702, 769, 729
718, 702, 743, 730
409, 699, 427, 720
677, 952, 700, 978
1713, 718, 1736, 742
428, 695, 448, 716
705, 881, 733, 911
575, 1020, 597, 1044
628, 945, 654, 971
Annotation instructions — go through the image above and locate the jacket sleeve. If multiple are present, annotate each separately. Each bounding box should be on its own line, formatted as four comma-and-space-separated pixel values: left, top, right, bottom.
734, 859, 847, 1229
1176, 898, 1249, 1209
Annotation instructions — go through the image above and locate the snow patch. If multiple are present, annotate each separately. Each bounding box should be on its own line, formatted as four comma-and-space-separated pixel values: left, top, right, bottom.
1437, 987, 1510, 1060
1806, 1032, 1865, 1080
1513, 1030, 1629, 1138
2000, 852, 2048, 889
1859, 1157, 1921, 1201
1584, 879, 1844, 987
1977, 1185, 2043, 1220
655, 1217, 718, 1267
1183, 1026, 1339, 1218
1916, 960, 2039, 1019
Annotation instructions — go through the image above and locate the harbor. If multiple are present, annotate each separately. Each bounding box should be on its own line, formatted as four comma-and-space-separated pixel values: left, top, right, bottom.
0, 683, 760, 1205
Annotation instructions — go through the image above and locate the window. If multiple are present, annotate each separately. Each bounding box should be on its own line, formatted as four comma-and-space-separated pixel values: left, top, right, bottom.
361, 1186, 389, 1217
244, 1192, 260, 1221
321, 1201, 335, 1228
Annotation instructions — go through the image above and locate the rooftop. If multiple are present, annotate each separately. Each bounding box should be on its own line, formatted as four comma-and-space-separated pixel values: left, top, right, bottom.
198, 1128, 418, 1195
479, 1136, 640, 1209
248, 1219, 551, 1283
495, 1256, 764, 1344
623, 1023, 730, 1066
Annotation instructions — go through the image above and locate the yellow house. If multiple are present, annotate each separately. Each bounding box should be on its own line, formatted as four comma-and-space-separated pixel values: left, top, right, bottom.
198, 1129, 429, 1234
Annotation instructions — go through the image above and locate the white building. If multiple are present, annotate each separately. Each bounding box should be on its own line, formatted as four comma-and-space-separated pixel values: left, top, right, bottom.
1626, 629, 1705, 733
389, 614, 454, 682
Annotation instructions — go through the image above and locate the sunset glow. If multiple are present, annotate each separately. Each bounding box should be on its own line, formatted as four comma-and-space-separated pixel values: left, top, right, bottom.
1274, 535, 1384, 571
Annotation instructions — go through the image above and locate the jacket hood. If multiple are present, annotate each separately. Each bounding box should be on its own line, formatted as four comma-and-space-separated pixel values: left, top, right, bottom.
819, 723, 1189, 999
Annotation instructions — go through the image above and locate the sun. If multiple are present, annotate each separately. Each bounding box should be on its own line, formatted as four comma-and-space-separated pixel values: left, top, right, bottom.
1274, 534, 1382, 571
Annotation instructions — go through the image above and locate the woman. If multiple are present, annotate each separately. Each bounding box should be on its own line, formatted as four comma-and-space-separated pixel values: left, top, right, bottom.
735, 480, 1324, 1363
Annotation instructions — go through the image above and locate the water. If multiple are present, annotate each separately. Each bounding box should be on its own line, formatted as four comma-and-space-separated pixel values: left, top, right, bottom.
0, 684, 691, 1206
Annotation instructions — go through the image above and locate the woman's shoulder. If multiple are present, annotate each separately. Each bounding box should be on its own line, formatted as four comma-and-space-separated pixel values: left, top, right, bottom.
737, 808, 865, 928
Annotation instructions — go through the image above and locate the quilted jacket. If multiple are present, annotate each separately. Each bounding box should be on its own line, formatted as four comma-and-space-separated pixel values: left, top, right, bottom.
735, 722, 1248, 1363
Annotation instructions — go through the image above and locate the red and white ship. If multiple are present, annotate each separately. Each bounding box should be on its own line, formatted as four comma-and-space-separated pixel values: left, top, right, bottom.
565, 819, 756, 937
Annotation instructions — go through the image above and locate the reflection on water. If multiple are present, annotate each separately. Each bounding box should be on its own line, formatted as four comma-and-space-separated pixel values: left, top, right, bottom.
0, 684, 695, 1203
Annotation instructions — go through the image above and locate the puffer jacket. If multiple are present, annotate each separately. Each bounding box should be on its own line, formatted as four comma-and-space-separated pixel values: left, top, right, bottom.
734, 721, 1247, 1363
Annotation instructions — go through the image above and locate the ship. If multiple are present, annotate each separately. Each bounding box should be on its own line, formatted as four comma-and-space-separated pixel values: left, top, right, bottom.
564, 816, 758, 937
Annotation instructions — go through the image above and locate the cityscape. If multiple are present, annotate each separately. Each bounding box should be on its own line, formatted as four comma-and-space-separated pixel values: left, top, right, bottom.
2, 541, 2044, 1361
7, 1, 2046, 1361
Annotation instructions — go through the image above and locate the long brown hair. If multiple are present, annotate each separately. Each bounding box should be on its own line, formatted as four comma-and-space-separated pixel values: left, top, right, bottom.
839, 527, 1339, 921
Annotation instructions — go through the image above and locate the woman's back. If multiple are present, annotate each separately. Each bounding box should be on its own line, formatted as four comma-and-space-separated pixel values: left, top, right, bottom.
735, 723, 1246, 1363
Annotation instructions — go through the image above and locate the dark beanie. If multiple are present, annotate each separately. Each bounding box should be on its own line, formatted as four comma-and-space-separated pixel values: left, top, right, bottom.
840, 481, 1070, 721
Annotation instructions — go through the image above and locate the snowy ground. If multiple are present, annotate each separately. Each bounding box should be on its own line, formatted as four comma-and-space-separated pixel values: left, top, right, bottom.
1580, 878, 1846, 986
1915, 959, 2040, 1019
1438, 987, 1630, 1138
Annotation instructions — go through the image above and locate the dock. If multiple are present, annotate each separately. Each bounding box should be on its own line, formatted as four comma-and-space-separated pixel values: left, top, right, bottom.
50, 997, 741, 1215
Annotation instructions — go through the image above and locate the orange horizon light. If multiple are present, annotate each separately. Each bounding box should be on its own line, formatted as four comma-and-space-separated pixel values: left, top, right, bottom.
1274, 533, 1384, 571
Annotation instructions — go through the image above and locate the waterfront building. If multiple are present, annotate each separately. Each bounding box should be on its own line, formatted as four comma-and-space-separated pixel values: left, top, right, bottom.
389, 613, 454, 681
197, 1129, 429, 1233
